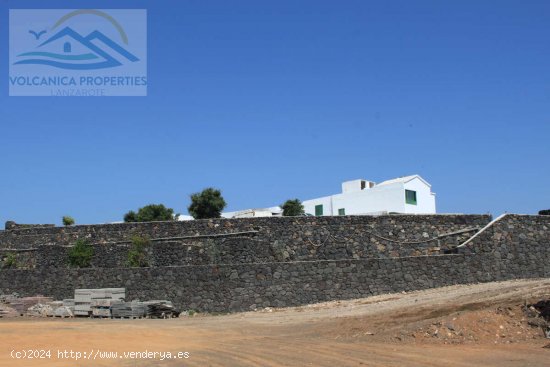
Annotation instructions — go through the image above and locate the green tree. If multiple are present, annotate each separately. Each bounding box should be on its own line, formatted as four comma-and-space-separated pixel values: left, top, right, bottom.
124, 204, 175, 222
62, 216, 75, 226
539, 209, 550, 216
127, 236, 150, 267
188, 188, 227, 219
281, 199, 305, 216
124, 211, 137, 222
68, 239, 94, 268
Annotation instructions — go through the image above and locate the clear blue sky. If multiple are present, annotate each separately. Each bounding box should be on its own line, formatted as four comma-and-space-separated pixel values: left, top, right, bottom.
1, 0, 549, 225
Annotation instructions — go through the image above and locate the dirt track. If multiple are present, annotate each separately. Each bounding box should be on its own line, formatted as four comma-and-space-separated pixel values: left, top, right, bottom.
1, 279, 549, 366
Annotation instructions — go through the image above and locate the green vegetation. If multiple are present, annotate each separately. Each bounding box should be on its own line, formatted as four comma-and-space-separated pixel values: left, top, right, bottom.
124, 211, 138, 222
68, 239, 94, 268
281, 199, 305, 216
127, 235, 150, 267
62, 216, 75, 226
3, 253, 17, 269
539, 210, 550, 216
124, 204, 175, 222
188, 188, 227, 219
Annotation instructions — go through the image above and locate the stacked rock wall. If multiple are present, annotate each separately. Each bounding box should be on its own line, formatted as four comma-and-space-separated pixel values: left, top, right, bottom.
0, 214, 548, 313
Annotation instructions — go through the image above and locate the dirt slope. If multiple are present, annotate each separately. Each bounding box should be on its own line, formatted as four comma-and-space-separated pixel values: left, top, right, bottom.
0, 279, 549, 367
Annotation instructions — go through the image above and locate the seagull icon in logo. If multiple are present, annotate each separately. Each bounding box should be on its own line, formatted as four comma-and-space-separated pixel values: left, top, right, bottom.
29, 30, 47, 40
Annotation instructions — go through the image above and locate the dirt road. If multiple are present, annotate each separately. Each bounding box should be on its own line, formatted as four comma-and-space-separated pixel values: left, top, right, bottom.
0, 279, 549, 366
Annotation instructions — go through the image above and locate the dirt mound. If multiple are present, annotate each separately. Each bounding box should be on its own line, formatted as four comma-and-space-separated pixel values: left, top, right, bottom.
408, 305, 546, 344
302, 280, 550, 346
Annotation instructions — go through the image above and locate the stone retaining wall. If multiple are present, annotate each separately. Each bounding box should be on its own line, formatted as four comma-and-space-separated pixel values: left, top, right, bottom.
0, 214, 547, 313
0, 215, 491, 268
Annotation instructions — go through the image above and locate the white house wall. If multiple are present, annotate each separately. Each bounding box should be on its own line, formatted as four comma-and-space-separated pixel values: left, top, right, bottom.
302, 195, 333, 216
403, 177, 436, 214
331, 183, 406, 215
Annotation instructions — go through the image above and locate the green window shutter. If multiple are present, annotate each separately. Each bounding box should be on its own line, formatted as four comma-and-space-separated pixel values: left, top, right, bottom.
338, 208, 345, 216
315, 204, 323, 216
405, 190, 417, 205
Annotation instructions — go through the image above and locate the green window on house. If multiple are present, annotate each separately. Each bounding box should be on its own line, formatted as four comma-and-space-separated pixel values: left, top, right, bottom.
405, 190, 417, 205
315, 204, 323, 216
338, 208, 345, 216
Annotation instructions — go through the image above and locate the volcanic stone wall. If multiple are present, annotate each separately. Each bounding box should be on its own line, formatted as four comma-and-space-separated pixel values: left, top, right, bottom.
0, 214, 490, 268
0, 214, 548, 313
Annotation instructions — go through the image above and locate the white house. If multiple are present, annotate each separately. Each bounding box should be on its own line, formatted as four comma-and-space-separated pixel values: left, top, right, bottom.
217, 175, 436, 219
302, 175, 436, 216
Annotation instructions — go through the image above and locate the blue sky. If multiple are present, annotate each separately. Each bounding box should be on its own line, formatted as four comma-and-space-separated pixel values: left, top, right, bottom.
1, 0, 549, 225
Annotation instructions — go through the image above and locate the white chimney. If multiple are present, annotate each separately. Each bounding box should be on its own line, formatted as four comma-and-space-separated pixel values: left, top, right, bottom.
341, 179, 375, 194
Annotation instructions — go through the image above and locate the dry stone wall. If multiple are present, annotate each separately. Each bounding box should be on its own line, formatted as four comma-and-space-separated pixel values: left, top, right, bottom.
0, 215, 490, 268
0, 214, 548, 313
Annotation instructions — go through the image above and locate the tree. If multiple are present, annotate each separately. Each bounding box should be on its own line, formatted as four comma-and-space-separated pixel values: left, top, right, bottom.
123, 204, 175, 222
188, 187, 227, 219
281, 199, 305, 216
539, 210, 550, 216
124, 211, 137, 222
127, 236, 150, 267
62, 216, 75, 226
68, 239, 94, 268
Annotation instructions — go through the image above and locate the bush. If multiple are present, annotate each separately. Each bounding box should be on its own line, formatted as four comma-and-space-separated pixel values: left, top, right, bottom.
124, 211, 137, 222
124, 204, 175, 222
188, 188, 227, 219
68, 239, 94, 268
3, 253, 17, 269
124, 210, 137, 223
281, 199, 304, 216
62, 216, 75, 226
539, 210, 550, 216
127, 236, 150, 267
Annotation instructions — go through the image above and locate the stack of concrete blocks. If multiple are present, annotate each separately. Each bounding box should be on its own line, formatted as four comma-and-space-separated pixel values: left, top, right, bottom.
62, 299, 75, 308
110, 300, 147, 318
91, 298, 118, 318
74, 288, 125, 317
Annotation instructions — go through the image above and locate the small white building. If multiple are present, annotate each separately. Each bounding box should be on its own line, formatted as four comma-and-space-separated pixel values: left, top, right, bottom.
222, 206, 282, 219
302, 175, 436, 216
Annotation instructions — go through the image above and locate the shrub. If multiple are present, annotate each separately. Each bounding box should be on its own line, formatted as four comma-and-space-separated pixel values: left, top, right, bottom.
539, 210, 550, 216
124, 210, 137, 222
62, 216, 75, 226
68, 239, 94, 268
127, 235, 150, 267
3, 253, 17, 269
281, 199, 305, 216
124, 204, 175, 222
188, 188, 227, 219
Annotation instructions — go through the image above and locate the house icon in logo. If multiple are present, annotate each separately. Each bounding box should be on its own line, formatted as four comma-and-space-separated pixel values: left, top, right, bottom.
15, 9, 140, 70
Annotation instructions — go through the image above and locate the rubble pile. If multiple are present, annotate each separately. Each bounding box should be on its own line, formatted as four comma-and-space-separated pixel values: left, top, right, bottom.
525, 300, 550, 339
0, 293, 19, 318
0, 294, 54, 317
0, 304, 18, 318
402, 303, 550, 345
145, 301, 180, 319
